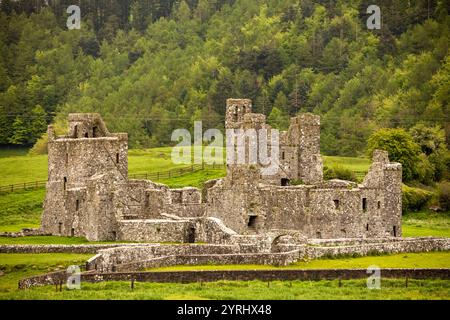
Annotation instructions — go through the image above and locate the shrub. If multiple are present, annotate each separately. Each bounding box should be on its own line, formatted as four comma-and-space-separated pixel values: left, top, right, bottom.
289, 179, 304, 186
402, 185, 434, 212
437, 181, 450, 211
367, 128, 422, 182
416, 153, 435, 185
323, 165, 358, 182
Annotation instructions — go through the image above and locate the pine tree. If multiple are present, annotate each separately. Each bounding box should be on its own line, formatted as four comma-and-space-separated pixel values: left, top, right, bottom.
8, 117, 29, 145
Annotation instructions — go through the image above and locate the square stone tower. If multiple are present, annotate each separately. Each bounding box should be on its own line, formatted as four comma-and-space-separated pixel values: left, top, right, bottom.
41, 114, 128, 241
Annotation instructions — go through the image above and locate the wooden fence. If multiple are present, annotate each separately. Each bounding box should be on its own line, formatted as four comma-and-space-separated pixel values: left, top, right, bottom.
0, 165, 367, 194
0, 163, 226, 194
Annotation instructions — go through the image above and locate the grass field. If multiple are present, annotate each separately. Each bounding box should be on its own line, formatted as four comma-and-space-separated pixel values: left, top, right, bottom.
402, 211, 450, 238
0, 252, 448, 300
0, 253, 93, 293
147, 252, 450, 271
0, 146, 372, 232
0, 147, 369, 186
1, 278, 449, 300
0, 147, 448, 300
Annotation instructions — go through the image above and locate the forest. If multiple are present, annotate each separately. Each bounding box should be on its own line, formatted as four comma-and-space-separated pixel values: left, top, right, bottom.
0, 0, 448, 161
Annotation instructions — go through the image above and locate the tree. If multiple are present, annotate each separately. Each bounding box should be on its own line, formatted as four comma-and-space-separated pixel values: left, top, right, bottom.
175, 1, 191, 22
267, 106, 289, 131
29, 105, 47, 143
367, 128, 422, 181
273, 91, 289, 115
410, 124, 448, 181
8, 117, 29, 145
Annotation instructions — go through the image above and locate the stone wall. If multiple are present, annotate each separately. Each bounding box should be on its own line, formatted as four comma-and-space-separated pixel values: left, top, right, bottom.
39, 104, 403, 243
117, 220, 190, 243
87, 244, 242, 272
205, 149, 402, 239
82, 237, 450, 273
114, 250, 301, 271
18, 268, 450, 290
0, 244, 140, 254
302, 237, 450, 259
42, 114, 128, 241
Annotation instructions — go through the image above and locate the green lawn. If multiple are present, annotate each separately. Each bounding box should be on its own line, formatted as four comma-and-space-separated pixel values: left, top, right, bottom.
0, 236, 121, 245
0, 253, 93, 293
0, 189, 45, 232
323, 156, 371, 172
0, 277, 448, 300
147, 252, 450, 272
0, 253, 449, 300
0, 146, 370, 186
403, 211, 450, 238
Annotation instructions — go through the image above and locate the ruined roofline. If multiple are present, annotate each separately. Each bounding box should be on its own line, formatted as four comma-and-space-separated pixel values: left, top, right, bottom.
47, 112, 128, 141
68, 113, 104, 121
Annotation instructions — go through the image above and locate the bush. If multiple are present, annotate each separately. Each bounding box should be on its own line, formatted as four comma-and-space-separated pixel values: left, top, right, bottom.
437, 181, 450, 211
402, 185, 434, 212
367, 128, 422, 182
324, 165, 358, 182
416, 153, 435, 185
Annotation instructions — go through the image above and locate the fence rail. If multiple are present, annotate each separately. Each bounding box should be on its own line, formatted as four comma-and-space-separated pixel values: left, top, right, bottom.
0, 163, 226, 194
0, 165, 367, 194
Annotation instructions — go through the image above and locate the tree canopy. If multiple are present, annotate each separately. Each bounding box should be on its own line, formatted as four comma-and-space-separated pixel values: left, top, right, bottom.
0, 0, 448, 157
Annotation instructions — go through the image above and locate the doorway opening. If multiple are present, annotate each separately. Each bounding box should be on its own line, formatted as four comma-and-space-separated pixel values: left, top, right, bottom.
187, 227, 195, 243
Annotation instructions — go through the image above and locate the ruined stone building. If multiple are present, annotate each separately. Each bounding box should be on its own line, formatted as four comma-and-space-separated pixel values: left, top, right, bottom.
41, 99, 403, 243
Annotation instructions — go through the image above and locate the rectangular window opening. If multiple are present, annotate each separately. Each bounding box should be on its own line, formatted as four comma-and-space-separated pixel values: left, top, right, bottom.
172, 191, 182, 204
362, 198, 367, 212
248, 216, 257, 229
334, 200, 340, 210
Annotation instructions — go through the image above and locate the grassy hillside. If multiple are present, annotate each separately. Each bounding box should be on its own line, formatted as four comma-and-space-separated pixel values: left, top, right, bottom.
0, 252, 449, 300
2, 278, 449, 300
148, 252, 450, 271
0, 147, 448, 236
0, 147, 369, 186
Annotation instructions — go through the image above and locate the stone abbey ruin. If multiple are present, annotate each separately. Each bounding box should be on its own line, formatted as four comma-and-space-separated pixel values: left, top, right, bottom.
34, 98, 448, 272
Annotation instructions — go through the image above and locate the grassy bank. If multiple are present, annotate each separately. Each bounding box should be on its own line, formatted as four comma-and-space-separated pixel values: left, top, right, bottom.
0, 252, 449, 300
147, 252, 450, 272
0, 278, 448, 300
0, 186, 448, 237
0, 253, 93, 293
402, 211, 450, 238
0, 146, 370, 186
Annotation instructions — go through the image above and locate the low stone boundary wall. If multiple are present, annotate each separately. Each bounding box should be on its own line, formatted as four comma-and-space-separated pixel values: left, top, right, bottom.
307, 237, 444, 247
303, 238, 450, 259
0, 229, 50, 238
18, 268, 450, 289
114, 250, 301, 272
88, 244, 244, 272
0, 244, 143, 254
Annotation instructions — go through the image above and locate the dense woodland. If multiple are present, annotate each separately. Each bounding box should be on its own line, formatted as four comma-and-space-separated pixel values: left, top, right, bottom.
0, 0, 449, 160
